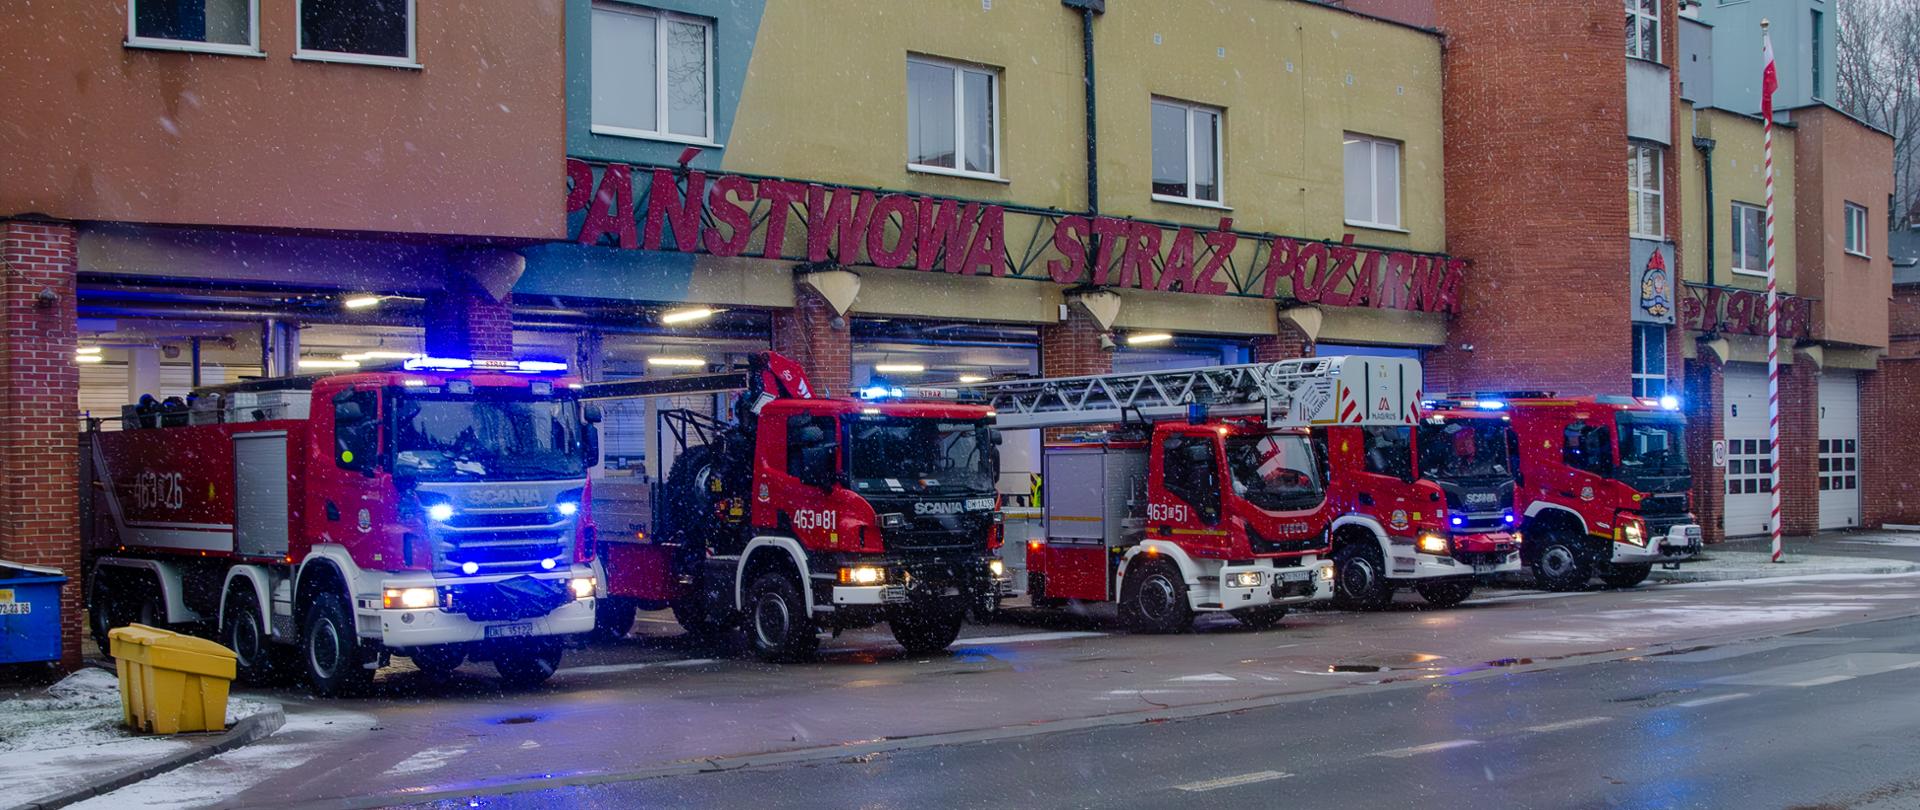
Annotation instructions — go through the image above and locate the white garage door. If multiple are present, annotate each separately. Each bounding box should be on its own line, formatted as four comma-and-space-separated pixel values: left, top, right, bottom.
1722, 366, 1773, 537
1818, 372, 1861, 530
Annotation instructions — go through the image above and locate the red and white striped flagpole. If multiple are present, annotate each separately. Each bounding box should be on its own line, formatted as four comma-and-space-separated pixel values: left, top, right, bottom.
1761, 19, 1784, 563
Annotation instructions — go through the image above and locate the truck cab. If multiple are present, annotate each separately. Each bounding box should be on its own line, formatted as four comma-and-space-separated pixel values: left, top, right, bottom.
1501, 394, 1703, 590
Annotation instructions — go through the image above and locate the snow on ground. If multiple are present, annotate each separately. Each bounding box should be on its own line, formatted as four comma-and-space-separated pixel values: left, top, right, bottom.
0, 667, 277, 806
71, 706, 380, 810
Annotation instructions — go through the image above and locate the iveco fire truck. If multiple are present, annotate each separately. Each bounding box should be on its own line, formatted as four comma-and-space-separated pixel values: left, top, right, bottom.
82, 357, 600, 695
965, 356, 1424, 631
581, 352, 1010, 662
1465, 392, 1703, 589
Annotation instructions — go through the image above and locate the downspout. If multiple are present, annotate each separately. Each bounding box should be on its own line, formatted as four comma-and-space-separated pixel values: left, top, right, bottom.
1693, 134, 1717, 286
1063, 0, 1104, 215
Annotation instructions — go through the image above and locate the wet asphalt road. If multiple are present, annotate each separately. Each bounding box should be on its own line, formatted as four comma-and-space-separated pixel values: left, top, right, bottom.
421, 616, 1920, 810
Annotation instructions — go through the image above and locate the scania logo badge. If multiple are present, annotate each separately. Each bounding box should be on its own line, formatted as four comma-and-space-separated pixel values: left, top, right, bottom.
914, 501, 967, 516
467, 487, 541, 507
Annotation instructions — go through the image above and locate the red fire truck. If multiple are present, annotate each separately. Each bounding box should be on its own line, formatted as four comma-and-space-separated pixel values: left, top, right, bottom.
82, 357, 601, 695
1476, 392, 1703, 589
966, 356, 1428, 631
1315, 398, 1526, 609
581, 352, 1011, 662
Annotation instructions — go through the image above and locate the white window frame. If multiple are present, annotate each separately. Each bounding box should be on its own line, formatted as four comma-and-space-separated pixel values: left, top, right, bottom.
905, 55, 1004, 182
1730, 201, 1768, 276
1626, 0, 1660, 62
1344, 133, 1403, 231
1631, 323, 1667, 398
125, 0, 263, 57
1844, 201, 1869, 257
293, 0, 420, 69
1628, 143, 1665, 240
589, 3, 718, 147
1150, 98, 1226, 209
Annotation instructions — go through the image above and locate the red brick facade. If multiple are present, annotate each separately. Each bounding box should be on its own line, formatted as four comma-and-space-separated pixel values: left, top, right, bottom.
1251, 322, 1315, 363
1683, 356, 1727, 543
1863, 357, 1920, 526
1777, 357, 1821, 537
424, 288, 515, 362
1, 220, 81, 669
771, 287, 851, 398
1039, 316, 1113, 442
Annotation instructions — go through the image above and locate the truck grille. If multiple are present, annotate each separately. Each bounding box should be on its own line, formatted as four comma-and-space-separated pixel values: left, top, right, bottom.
434, 510, 572, 574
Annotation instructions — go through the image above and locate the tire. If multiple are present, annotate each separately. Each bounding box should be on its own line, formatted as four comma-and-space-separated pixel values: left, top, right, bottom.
408, 645, 466, 680
493, 640, 563, 689
1414, 580, 1475, 608
1332, 541, 1395, 610
1532, 537, 1594, 592
303, 592, 374, 697
889, 603, 966, 656
88, 575, 134, 656
222, 591, 280, 684
744, 571, 818, 662
1601, 563, 1653, 589
1028, 573, 1067, 609
594, 597, 639, 641
1232, 606, 1289, 630
1120, 559, 1193, 634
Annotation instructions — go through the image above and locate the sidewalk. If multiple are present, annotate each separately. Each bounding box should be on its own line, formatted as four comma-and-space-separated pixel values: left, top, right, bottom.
1650, 528, 1920, 583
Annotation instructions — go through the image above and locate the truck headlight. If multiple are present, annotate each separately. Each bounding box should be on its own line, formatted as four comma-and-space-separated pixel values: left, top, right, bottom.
879, 513, 908, 529
1619, 520, 1647, 547
839, 565, 885, 585
427, 503, 455, 522
557, 501, 579, 517
1416, 533, 1450, 555
1227, 571, 1263, 588
383, 587, 438, 610
568, 577, 595, 599
988, 559, 1006, 578
1320, 564, 1336, 581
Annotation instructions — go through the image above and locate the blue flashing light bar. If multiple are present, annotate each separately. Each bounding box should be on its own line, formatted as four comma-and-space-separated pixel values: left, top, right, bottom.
403, 357, 474, 371
1659, 395, 1681, 411
1475, 400, 1506, 410
861, 385, 905, 400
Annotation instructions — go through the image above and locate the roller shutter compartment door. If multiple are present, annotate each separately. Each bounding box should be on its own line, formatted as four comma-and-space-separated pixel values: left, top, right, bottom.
1721, 366, 1772, 537
1817, 372, 1860, 530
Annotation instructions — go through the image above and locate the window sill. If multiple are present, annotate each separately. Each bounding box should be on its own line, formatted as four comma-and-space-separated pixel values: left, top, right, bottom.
1729, 267, 1769, 277
590, 125, 722, 149
907, 164, 1009, 184
1845, 250, 1872, 259
1629, 232, 1666, 242
125, 39, 264, 58
1345, 220, 1409, 235
1151, 193, 1231, 211
292, 51, 421, 69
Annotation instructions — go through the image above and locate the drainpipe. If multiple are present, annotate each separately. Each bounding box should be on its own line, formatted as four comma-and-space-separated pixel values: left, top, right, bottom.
1062, 0, 1104, 214
1694, 135, 1717, 286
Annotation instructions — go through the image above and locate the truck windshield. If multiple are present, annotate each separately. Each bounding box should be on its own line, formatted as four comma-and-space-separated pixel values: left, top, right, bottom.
391, 393, 588, 481
1417, 417, 1514, 482
1617, 411, 1688, 477
1224, 433, 1323, 512
848, 416, 995, 495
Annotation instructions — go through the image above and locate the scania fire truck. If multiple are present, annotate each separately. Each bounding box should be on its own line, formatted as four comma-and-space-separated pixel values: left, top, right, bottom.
1460, 392, 1703, 589
965, 356, 1425, 631
580, 352, 1010, 662
82, 357, 601, 695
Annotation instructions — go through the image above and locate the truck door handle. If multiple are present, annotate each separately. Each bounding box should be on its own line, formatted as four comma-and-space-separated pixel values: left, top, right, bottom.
1358, 493, 1375, 506
325, 501, 341, 521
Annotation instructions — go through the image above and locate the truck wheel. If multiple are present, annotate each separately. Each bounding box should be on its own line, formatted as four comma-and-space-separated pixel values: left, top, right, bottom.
1414, 580, 1475, 608
222, 593, 279, 684
1028, 573, 1067, 609
889, 603, 966, 656
88, 574, 141, 656
303, 592, 374, 697
493, 640, 562, 689
1120, 559, 1192, 633
745, 571, 818, 662
1601, 563, 1653, 589
1333, 543, 1395, 610
671, 596, 730, 642
1532, 539, 1593, 592
1232, 606, 1289, 630
409, 645, 465, 680
593, 598, 639, 641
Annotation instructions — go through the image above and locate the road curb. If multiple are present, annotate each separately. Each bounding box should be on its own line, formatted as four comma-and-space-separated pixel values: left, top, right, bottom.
1648, 555, 1920, 583
12, 703, 286, 810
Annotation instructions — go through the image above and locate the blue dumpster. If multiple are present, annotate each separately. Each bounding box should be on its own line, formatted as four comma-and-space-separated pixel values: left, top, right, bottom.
0, 561, 67, 665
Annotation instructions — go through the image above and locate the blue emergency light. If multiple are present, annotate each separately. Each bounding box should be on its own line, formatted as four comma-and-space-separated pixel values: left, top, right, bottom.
860, 385, 905, 400
403, 356, 475, 371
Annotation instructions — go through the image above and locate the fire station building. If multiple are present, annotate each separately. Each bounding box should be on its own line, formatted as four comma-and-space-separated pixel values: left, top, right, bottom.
0, 0, 1902, 662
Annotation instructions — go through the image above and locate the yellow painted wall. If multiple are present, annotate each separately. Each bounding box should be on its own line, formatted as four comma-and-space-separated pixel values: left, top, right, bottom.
1678, 108, 1797, 293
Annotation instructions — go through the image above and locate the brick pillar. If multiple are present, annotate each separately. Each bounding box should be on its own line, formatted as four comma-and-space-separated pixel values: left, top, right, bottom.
1039, 315, 1112, 442
771, 287, 851, 398
1, 221, 81, 669
1684, 355, 1726, 544
1778, 356, 1821, 537
1251, 321, 1315, 363
424, 287, 515, 362
1861, 358, 1920, 526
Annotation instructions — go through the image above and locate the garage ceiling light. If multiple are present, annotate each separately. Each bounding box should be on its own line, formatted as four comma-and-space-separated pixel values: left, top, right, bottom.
957, 374, 987, 383
661, 307, 717, 324
76, 346, 102, 356
647, 356, 707, 367
76, 355, 104, 364
874, 363, 925, 373
1126, 332, 1174, 346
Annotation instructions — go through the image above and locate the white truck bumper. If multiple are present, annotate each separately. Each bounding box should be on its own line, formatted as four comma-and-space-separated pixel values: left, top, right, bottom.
364, 568, 597, 647
1612, 524, 1705, 564
1193, 558, 1334, 612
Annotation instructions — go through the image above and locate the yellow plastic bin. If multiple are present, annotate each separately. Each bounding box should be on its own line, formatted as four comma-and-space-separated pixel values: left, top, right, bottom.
108, 624, 237, 734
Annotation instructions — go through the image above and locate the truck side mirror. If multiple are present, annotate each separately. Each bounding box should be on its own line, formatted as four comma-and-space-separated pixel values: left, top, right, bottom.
584, 404, 604, 424
584, 424, 602, 465
990, 428, 1004, 447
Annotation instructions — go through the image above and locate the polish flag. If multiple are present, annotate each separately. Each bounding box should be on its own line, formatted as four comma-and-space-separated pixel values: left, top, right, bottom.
1761, 28, 1778, 120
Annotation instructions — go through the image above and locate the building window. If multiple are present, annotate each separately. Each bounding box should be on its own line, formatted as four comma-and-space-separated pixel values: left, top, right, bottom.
1730, 201, 1766, 275
590, 3, 714, 143
1810, 9, 1824, 100
1845, 201, 1869, 256
1628, 144, 1664, 239
1626, 0, 1659, 62
1151, 99, 1223, 205
127, 0, 259, 55
906, 56, 1000, 179
1344, 134, 1402, 230
1632, 324, 1667, 398
296, 0, 416, 66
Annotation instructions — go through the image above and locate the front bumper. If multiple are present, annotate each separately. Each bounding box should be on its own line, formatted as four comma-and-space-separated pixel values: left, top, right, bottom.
1198, 558, 1334, 611
1390, 533, 1523, 580
820, 557, 1008, 609
1612, 524, 1704, 563
366, 568, 597, 647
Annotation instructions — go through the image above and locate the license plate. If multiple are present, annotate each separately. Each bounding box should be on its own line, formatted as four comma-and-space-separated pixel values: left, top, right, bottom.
484, 623, 533, 639
0, 603, 28, 615
1473, 564, 1501, 575
1281, 570, 1310, 582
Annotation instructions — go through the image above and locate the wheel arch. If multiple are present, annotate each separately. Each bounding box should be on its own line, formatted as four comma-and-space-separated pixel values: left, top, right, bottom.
1116, 539, 1202, 592
1329, 515, 1392, 558
91, 557, 198, 624
217, 566, 275, 634
736, 536, 813, 615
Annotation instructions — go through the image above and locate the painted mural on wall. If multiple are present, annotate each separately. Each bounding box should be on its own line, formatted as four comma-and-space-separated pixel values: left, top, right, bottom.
1680, 283, 1813, 339
565, 160, 1468, 314
1630, 239, 1675, 324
